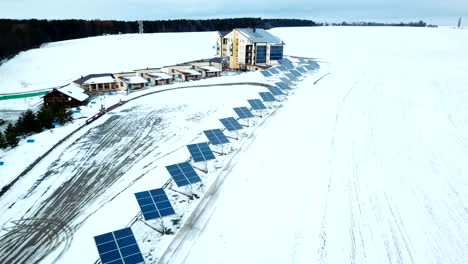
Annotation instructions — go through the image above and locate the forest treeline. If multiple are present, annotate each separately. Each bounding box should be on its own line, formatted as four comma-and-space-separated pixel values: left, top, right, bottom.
0, 17, 434, 63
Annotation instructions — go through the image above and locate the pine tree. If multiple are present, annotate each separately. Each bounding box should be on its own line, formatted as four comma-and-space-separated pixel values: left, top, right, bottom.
5, 123, 19, 148
0, 131, 7, 149
37, 104, 55, 129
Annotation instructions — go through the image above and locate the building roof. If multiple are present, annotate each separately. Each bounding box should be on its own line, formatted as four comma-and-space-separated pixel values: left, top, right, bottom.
178, 69, 201, 76
73, 73, 113, 85
57, 83, 89, 102
199, 66, 221, 73
122, 76, 148, 84
236, 28, 283, 44
84, 76, 116, 85
218, 31, 230, 37
147, 72, 172, 80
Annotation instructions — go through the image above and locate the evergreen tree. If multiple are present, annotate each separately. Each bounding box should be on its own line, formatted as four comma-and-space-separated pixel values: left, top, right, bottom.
0, 131, 7, 149
5, 123, 19, 148
37, 104, 55, 129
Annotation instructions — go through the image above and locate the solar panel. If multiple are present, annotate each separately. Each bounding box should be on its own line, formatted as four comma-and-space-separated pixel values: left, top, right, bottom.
280, 77, 291, 84
275, 82, 289, 90
187, 142, 216, 162
281, 58, 293, 64
277, 65, 287, 71
261, 70, 272, 77
203, 129, 230, 145
286, 73, 297, 80
259, 92, 276, 102
267, 87, 284, 96
233, 107, 254, 119
166, 162, 202, 187
247, 99, 267, 110
297, 67, 307, 73
290, 70, 302, 77
135, 188, 176, 220
219, 117, 243, 132
304, 64, 315, 70
94, 227, 144, 264
269, 67, 279, 74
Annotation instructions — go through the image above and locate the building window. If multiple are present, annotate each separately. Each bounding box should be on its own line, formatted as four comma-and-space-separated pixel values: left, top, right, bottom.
270, 45, 284, 61
223, 38, 228, 44
256, 45, 267, 64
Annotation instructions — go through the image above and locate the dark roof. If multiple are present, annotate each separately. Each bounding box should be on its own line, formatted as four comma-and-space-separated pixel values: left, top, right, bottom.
218, 31, 230, 37
237, 28, 283, 44
73, 73, 113, 85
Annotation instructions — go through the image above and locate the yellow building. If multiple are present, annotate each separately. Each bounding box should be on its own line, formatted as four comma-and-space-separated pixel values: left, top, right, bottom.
216, 28, 284, 71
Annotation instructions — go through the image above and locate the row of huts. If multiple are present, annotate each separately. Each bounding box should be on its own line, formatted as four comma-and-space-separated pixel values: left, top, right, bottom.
73, 58, 224, 94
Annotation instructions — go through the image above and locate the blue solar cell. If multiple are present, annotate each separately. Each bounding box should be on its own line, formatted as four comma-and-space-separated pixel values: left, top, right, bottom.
259, 92, 276, 102
290, 70, 302, 77
94, 228, 144, 264
166, 162, 201, 187
261, 70, 272, 77
297, 67, 307, 73
134, 189, 176, 220
247, 99, 267, 110
275, 82, 289, 90
219, 117, 243, 131
203, 129, 230, 145
267, 87, 284, 96
286, 73, 297, 80
269, 67, 279, 74
280, 77, 290, 84
186, 142, 216, 162
233, 107, 254, 119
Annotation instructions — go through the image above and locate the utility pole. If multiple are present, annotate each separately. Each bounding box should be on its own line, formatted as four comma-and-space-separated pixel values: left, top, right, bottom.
138, 21, 144, 34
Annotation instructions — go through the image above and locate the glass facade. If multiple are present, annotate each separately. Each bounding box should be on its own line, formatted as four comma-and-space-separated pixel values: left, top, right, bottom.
270, 45, 284, 61
256, 45, 267, 64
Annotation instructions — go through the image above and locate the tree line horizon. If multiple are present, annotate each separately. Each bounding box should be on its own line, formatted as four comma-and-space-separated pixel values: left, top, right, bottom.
0, 17, 434, 64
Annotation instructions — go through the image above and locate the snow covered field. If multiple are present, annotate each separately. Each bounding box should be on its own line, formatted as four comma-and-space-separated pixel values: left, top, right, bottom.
0, 31, 218, 93
0, 26, 467, 264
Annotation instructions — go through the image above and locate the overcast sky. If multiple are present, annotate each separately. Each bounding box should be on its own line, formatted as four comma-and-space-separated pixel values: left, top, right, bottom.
1, 0, 467, 25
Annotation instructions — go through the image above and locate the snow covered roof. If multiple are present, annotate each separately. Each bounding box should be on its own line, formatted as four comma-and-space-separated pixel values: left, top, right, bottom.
147, 72, 172, 80
237, 28, 283, 44
199, 66, 221, 73
122, 76, 148, 84
178, 69, 201, 76
57, 83, 89, 102
83, 76, 115, 85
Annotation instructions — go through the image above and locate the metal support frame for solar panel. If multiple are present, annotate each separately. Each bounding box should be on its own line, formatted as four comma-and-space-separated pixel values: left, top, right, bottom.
94, 227, 144, 264
203, 129, 230, 156
219, 117, 243, 141
134, 188, 176, 235
166, 162, 202, 199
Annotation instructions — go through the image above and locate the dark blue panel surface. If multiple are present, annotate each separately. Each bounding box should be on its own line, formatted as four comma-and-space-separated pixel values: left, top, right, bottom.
204, 129, 230, 145
134, 189, 175, 220
233, 107, 254, 119
247, 99, 267, 110
275, 82, 289, 90
267, 87, 284, 96
256, 45, 267, 64
94, 228, 143, 264
186, 143, 216, 162
219, 117, 243, 132
261, 70, 272, 77
259, 92, 276, 102
270, 45, 283, 61
269, 67, 279, 74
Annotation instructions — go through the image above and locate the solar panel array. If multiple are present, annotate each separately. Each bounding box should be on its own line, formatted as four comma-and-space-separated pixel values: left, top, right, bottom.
187, 142, 216, 162
259, 92, 276, 102
267, 86, 284, 96
261, 70, 272, 77
219, 117, 243, 131
233, 107, 254, 119
94, 227, 144, 264
166, 162, 202, 187
203, 129, 230, 145
276, 82, 289, 90
247, 99, 267, 110
135, 188, 176, 220
286, 72, 297, 81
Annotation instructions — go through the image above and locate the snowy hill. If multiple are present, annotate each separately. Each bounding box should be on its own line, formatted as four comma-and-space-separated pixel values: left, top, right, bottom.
0, 27, 467, 264
0, 32, 218, 93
